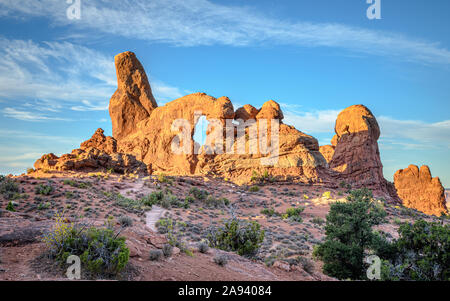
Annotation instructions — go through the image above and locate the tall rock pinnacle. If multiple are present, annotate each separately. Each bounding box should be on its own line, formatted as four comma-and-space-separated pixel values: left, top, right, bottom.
109, 51, 158, 140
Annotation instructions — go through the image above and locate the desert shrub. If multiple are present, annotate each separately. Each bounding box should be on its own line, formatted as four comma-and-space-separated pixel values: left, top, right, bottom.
346, 187, 373, 202
6, 201, 15, 212
37, 202, 51, 210
260, 208, 279, 217
149, 249, 163, 261
282, 207, 304, 222
0, 176, 20, 200
311, 217, 325, 225
298, 256, 315, 274
189, 187, 209, 200
313, 188, 386, 280
142, 189, 184, 209
113, 193, 150, 213
214, 254, 228, 266
35, 184, 54, 196
156, 173, 173, 184
207, 218, 265, 257
42, 212, 129, 277
380, 220, 450, 281
162, 244, 173, 257
118, 215, 133, 227
204, 195, 230, 208
249, 185, 260, 192
250, 170, 274, 183
156, 218, 190, 254
322, 191, 331, 199
198, 241, 209, 253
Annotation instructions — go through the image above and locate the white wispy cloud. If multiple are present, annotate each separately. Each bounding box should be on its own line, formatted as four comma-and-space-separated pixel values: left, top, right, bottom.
1, 0, 449, 65
0, 36, 187, 118
2, 107, 72, 122
283, 108, 450, 150
378, 116, 450, 149
70, 99, 109, 112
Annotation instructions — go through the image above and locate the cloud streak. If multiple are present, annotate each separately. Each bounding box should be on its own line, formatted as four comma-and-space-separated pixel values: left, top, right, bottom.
1, 0, 450, 65
0, 36, 188, 120
2, 107, 72, 122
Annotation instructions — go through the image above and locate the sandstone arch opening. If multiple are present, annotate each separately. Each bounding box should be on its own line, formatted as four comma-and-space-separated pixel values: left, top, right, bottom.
193, 115, 208, 155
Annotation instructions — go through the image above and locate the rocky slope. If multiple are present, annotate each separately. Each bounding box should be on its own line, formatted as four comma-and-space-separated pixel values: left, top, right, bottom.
2, 171, 444, 281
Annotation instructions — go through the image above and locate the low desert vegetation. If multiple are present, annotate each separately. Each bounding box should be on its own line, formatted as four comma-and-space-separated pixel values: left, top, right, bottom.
207, 218, 265, 257
35, 184, 54, 196
380, 220, 450, 281
42, 212, 130, 278
313, 188, 450, 281
249, 185, 260, 192
0, 175, 20, 200
213, 254, 228, 266
282, 207, 304, 222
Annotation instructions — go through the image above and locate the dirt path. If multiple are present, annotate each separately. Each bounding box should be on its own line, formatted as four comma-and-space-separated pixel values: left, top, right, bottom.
145, 206, 167, 232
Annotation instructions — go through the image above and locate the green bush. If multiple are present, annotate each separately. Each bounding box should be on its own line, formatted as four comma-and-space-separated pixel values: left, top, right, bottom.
35, 184, 54, 195
207, 218, 265, 257
189, 187, 209, 200
380, 220, 450, 281
0, 176, 20, 200
313, 188, 386, 280
260, 208, 279, 217
6, 201, 15, 212
284, 207, 305, 222
43, 215, 129, 277
118, 215, 133, 227
249, 185, 260, 192
204, 195, 230, 208
142, 189, 185, 209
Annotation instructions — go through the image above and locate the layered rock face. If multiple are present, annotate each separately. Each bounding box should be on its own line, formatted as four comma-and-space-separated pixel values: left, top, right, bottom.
34, 129, 146, 174
109, 51, 158, 140
394, 165, 448, 216
320, 105, 394, 194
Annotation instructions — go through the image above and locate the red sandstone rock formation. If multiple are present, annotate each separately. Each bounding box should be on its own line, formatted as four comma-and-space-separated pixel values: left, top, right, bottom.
394, 165, 448, 216
109, 51, 158, 140
108, 51, 327, 184
80, 128, 117, 154
320, 105, 396, 196
34, 129, 146, 174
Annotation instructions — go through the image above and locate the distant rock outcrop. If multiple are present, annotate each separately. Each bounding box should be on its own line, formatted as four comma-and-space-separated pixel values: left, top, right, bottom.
34, 129, 147, 174
109, 51, 158, 141
394, 165, 448, 216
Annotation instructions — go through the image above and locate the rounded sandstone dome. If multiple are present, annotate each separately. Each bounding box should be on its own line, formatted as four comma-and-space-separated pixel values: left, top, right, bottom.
256, 100, 284, 120
235, 104, 258, 121
335, 104, 380, 140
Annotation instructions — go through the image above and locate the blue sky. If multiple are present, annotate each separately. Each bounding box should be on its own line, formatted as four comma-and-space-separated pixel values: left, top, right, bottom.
0, 0, 449, 187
